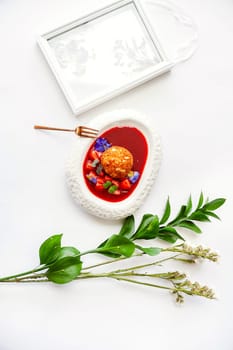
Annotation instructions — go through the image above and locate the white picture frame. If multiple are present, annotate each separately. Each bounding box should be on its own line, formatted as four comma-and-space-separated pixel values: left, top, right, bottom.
37, 0, 173, 115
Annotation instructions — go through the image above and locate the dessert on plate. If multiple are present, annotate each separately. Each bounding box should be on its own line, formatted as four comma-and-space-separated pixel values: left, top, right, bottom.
83, 125, 147, 202
66, 110, 162, 219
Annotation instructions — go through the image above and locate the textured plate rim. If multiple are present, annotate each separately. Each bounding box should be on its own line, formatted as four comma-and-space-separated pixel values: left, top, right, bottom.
66, 109, 162, 220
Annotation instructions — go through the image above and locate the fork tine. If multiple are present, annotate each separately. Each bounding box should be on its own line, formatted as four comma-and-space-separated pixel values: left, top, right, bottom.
80, 133, 97, 138
81, 131, 98, 137
83, 126, 98, 131
79, 126, 99, 132
83, 131, 98, 137
75, 126, 99, 138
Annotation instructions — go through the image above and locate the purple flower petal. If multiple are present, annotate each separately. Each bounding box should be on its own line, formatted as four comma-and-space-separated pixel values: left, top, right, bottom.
94, 138, 112, 152
129, 171, 140, 184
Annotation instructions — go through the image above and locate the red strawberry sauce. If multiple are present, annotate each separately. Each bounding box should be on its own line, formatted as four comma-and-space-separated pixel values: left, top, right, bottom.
83, 126, 148, 202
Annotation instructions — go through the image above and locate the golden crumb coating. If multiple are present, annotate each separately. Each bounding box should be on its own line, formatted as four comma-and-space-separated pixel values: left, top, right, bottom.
101, 146, 133, 179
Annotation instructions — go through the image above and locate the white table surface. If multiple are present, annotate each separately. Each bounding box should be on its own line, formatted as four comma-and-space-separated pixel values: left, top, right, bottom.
1, 0, 233, 349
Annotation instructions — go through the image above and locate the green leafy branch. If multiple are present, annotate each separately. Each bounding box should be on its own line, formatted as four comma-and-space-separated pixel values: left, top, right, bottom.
98, 192, 225, 257
0, 193, 225, 303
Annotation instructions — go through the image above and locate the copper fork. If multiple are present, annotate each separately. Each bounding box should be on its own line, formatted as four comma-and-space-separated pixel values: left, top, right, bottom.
34, 124, 99, 138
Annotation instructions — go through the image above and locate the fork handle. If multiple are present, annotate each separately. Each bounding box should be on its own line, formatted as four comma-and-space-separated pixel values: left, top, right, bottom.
34, 125, 75, 132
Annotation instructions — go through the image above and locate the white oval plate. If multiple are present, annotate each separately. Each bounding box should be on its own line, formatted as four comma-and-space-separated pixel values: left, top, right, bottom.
66, 109, 162, 220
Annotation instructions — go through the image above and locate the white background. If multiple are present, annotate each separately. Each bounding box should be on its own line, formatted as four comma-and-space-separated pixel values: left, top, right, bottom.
0, 0, 233, 349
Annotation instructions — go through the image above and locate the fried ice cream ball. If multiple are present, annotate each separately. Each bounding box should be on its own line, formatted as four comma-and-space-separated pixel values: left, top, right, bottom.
101, 146, 133, 179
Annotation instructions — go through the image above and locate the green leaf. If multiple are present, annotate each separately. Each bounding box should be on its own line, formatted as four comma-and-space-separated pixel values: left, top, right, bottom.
98, 235, 135, 257
202, 198, 226, 211
48, 256, 82, 271
178, 220, 202, 233
133, 214, 154, 235
168, 205, 187, 225
118, 215, 135, 239
185, 195, 192, 216
47, 262, 82, 284
197, 192, 204, 209
47, 246, 82, 283
204, 211, 221, 220
97, 238, 120, 258
136, 245, 161, 256
57, 246, 80, 259
158, 226, 184, 243
160, 197, 171, 225
97, 244, 120, 258
189, 210, 211, 222
133, 215, 159, 240
39, 234, 62, 265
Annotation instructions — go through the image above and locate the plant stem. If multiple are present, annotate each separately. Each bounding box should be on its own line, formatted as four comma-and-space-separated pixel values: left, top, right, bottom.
106, 272, 176, 279
105, 254, 181, 275
0, 278, 49, 283
0, 265, 47, 282
77, 273, 214, 299
108, 275, 172, 291
0, 252, 178, 283
174, 258, 196, 263
13, 273, 48, 282
82, 253, 143, 271
76, 272, 173, 291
